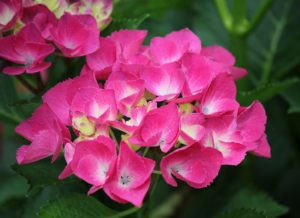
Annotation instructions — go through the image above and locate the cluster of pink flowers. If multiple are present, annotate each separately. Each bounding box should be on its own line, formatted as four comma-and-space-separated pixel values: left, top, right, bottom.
1, 0, 270, 208
0, 0, 112, 74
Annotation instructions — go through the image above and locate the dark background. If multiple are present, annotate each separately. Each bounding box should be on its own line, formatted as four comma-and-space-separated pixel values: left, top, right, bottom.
1, 0, 300, 217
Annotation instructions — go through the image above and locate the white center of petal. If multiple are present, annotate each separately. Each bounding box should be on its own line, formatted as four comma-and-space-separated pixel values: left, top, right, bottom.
98, 163, 109, 181
0, 5, 14, 25
120, 174, 131, 186
182, 125, 199, 139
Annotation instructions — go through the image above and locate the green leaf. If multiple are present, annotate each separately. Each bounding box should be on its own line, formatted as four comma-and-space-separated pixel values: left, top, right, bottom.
39, 193, 117, 218
0, 174, 28, 205
102, 14, 150, 36
237, 78, 299, 105
281, 82, 300, 113
12, 158, 77, 195
216, 208, 267, 218
150, 190, 185, 218
220, 189, 288, 218
0, 74, 22, 124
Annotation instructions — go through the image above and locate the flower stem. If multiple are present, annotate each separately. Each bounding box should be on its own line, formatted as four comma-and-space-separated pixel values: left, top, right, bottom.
16, 76, 39, 94
153, 170, 162, 175
109, 128, 119, 149
214, 0, 232, 31
143, 147, 149, 156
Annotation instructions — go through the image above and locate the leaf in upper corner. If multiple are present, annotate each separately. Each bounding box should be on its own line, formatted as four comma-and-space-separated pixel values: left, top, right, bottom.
102, 14, 150, 36
39, 193, 117, 218
215, 208, 267, 218
219, 189, 288, 218
12, 158, 77, 195
237, 78, 299, 105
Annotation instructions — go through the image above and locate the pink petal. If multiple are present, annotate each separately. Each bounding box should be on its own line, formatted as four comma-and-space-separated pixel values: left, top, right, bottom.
0, 0, 21, 32
141, 63, 185, 100
181, 54, 215, 97
165, 28, 201, 54
21, 4, 57, 40
149, 37, 182, 65
0, 35, 26, 63
160, 143, 222, 188
229, 66, 248, 80
86, 37, 116, 79
3, 66, 26, 75
26, 61, 51, 74
43, 74, 98, 125
105, 75, 144, 115
71, 87, 117, 121
149, 28, 201, 65
71, 136, 117, 186
16, 129, 61, 164
51, 13, 99, 57
250, 134, 271, 158
180, 113, 205, 144
200, 73, 238, 116
129, 103, 180, 152
103, 142, 155, 207
15, 103, 66, 141
110, 29, 147, 59
201, 45, 235, 66
216, 140, 247, 166
237, 101, 267, 143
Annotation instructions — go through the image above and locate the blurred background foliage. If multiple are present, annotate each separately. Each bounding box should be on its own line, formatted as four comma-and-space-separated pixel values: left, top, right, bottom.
1, 0, 300, 217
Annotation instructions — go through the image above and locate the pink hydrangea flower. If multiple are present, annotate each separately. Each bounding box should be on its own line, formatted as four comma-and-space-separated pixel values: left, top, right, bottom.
0, 0, 22, 32
15, 103, 70, 164
105, 70, 145, 116
129, 103, 180, 152
0, 24, 55, 75
148, 28, 201, 65
86, 29, 148, 79
43, 74, 99, 125
51, 13, 99, 57
179, 53, 217, 101
103, 141, 155, 207
201, 45, 247, 80
161, 143, 222, 188
199, 73, 239, 117
179, 112, 205, 145
85, 37, 116, 79
21, 4, 57, 40
13, 25, 272, 207
141, 63, 185, 101
63, 136, 117, 191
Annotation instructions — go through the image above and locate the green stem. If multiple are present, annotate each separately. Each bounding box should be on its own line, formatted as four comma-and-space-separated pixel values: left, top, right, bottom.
109, 128, 119, 149
143, 147, 150, 156
247, 0, 276, 34
259, 0, 293, 87
16, 76, 39, 94
150, 174, 160, 197
230, 33, 247, 67
232, 0, 248, 35
36, 73, 44, 91
107, 207, 139, 218
214, 0, 232, 30
153, 170, 162, 175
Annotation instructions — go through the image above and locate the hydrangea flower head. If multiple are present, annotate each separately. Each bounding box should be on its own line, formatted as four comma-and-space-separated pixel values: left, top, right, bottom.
14, 24, 271, 207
